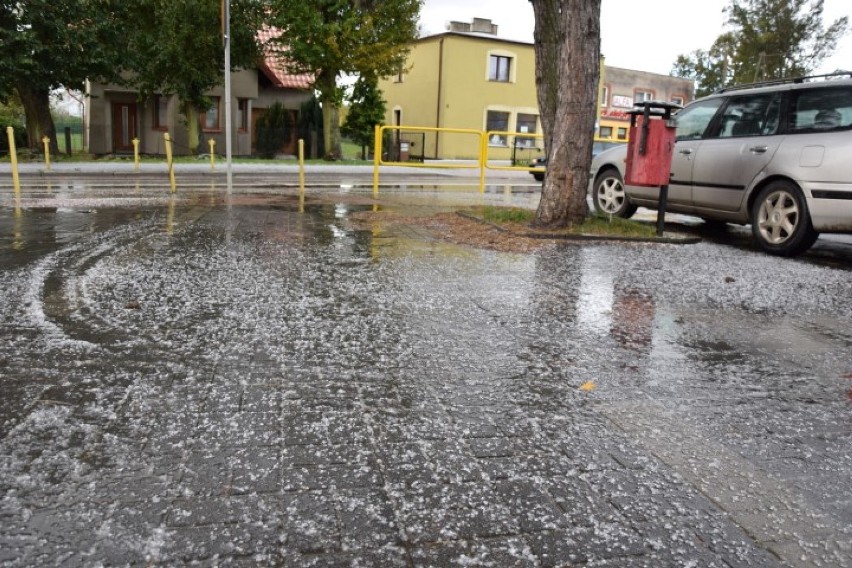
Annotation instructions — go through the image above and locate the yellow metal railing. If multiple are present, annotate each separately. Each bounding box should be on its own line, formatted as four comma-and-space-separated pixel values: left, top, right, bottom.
374, 125, 547, 193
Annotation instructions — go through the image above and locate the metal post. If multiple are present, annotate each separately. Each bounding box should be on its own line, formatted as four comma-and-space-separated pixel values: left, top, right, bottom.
298, 138, 305, 188
164, 132, 176, 193
132, 138, 140, 173
657, 184, 669, 237
223, 0, 233, 193
208, 139, 216, 171
64, 127, 72, 156
373, 125, 381, 195
42, 136, 51, 172
7, 127, 21, 195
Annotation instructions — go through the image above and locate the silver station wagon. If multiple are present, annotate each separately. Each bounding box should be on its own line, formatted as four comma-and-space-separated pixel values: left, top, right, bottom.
589, 73, 852, 256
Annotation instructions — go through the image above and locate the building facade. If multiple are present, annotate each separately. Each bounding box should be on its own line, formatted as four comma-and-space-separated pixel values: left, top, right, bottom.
86, 30, 313, 157
379, 18, 695, 161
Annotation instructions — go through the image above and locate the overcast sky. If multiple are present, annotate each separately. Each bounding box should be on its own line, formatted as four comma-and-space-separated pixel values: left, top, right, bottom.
419, 0, 852, 76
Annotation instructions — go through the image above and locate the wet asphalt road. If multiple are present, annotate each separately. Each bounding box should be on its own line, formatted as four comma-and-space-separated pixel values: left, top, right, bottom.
1, 171, 851, 567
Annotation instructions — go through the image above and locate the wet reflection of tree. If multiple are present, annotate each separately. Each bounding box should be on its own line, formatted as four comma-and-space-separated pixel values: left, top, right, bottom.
610, 286, 655, 353
530, 247, 582, 322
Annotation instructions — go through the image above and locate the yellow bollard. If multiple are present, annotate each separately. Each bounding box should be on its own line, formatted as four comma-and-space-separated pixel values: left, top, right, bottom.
42, 136, 51, 172
298, 138, 305, 188
132, 138, 140, 173
208, 139, 216, 171
164, 132, 176, 193
6, 127, 21, 196
373, 125, 381, 195
478, 133, 486, 193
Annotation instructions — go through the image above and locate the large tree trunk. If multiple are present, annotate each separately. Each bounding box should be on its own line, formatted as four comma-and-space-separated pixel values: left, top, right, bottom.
16, 83, 59, 154
531, 0, 601, 228
317, 71, 342, 160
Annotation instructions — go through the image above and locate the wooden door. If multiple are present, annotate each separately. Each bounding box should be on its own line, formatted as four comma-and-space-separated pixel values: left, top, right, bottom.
112, 102, 138, 153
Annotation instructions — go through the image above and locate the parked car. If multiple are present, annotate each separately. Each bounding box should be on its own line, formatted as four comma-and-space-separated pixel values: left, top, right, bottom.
589, 73, 852, 256
530, 140, 626, 182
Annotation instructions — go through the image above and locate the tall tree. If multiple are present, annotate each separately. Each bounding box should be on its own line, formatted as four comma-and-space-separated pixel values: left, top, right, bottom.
674, 0, 848, 96
530, 0, 601, 228
267, 0, 420, 160
0, 0, 129, 152
123, 0, 264, 153
342, 73, 386, 160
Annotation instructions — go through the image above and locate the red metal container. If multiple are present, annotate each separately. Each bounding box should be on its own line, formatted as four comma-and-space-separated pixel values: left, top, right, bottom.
624, 115, 677, 187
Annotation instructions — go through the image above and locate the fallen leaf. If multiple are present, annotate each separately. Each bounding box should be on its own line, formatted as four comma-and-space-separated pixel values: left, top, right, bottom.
580, 381, 596, 392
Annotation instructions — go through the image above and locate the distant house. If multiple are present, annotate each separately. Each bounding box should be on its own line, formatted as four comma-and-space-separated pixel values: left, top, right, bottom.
85, 29, 313, 156
378, 18, 694, 160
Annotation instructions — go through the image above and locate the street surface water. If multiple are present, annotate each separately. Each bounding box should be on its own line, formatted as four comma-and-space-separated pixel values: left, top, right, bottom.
1, 169, 851, 567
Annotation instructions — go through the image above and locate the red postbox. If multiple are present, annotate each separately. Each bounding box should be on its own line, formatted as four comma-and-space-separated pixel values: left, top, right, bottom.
624, 101, 682, 235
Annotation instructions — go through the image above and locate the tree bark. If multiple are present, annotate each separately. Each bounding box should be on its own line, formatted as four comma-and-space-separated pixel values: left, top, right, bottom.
317, 71, 342, 160
531, 0, 601, 228
15, 82, 58, 154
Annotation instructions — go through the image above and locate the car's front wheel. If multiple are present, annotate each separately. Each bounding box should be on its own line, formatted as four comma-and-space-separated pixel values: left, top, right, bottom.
751, 181, 818, 256
592, 168, 637, 218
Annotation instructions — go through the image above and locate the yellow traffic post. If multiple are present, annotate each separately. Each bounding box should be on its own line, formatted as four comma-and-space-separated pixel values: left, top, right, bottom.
42, 136, 51, 172
373, 125, 381, 195
208, 139, 216, 171
479, 132, 487, 193
132, 138, 140, 173
298, 138, 305, 188
163, 132, 176, 193
298, 139, 305, 213
6, 127, 21, 196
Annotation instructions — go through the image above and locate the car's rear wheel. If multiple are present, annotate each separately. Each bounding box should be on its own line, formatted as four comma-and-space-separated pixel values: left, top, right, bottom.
593, 168, 637, 218
751, 180, 818, 256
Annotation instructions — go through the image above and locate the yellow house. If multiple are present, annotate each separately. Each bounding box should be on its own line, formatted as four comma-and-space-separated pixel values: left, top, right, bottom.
379, 18, 539, 162
379, 18, 694, 162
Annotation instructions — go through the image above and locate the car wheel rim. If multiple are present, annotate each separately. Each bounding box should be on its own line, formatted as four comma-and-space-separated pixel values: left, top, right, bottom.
596, 177, 624, 213
757, 190, 799, 245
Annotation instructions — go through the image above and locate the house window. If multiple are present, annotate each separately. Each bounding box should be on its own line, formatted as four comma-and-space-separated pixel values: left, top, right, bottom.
671, 95, 685, 107
634, 90, 654, 103
617, 127, 628, 140
394, 65, 404, 83
599, 126, 613, 139
515, 113, 538, 148
154, 95, 168, 130
203, 97, 220, 130
486, 110, 510, 145
489, 55, 512, 82
600, 86, 609, 107
237, 99, 249, 131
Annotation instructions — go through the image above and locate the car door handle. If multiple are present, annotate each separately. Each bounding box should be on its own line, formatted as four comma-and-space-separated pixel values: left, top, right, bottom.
749, 146, 768, 154
678, 149, 693, 155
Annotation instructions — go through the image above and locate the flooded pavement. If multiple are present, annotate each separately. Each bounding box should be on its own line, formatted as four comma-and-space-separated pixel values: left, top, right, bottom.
1, 182, 851, 567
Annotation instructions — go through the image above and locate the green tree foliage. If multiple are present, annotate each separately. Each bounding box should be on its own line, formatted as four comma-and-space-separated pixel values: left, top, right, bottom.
266, 0, 420, 160
123, 0, 264, 153
0, 97, 27, 153
342, 73, 385, 160
297, 95, 324, 159
0, 0, 129, 151
255, 102, 292, 158
674, 0, 849, 96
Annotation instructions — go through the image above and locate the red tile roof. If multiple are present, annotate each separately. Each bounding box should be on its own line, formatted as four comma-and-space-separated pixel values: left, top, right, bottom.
257, 27, 313, 90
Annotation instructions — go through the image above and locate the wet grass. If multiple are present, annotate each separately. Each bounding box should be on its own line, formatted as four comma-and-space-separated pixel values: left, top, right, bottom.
473, 206, 658, 238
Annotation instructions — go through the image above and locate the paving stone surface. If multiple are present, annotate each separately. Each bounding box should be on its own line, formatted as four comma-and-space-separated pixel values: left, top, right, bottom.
1, 190, 851, 567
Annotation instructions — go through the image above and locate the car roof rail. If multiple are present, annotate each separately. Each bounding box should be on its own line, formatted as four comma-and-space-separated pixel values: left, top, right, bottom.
714, 71, 852, 93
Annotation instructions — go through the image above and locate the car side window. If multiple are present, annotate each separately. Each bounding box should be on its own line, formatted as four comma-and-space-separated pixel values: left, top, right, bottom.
789, 87, 852, 133
714, 93, 782, 138
674, 98, 725, 141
